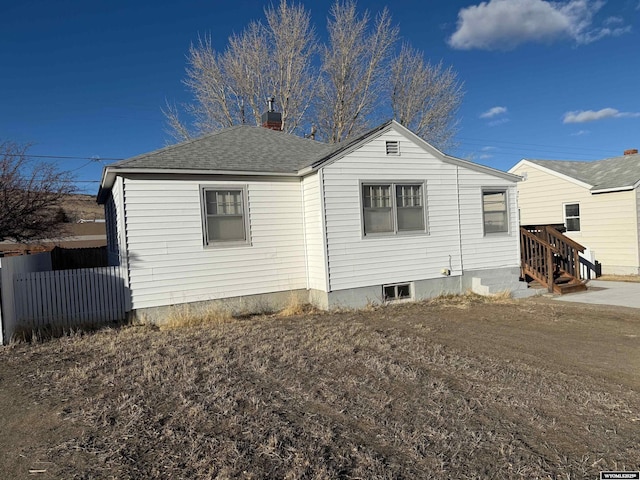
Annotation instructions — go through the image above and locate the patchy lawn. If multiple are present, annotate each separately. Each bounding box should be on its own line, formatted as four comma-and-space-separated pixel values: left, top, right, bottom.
1, 295, 639, 479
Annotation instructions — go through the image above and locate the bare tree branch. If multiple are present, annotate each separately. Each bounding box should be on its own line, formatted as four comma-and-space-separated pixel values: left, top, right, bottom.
391, 44, 463, 150
316, 1, 398, 143
264, 0, 317, 133
0, 141, 75, 242
162, 100, 192, 143
166, 1, 463, 149
167, 0, 316, 138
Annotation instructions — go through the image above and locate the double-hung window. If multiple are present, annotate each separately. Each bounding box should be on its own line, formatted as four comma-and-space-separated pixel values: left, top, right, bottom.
362, 182, 426, 236
202, 187, 249, 245
482, 190, 509, 234
564, 203, 580, 232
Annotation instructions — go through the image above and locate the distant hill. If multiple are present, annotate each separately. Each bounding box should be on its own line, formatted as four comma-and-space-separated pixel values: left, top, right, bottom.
61, 194, 104, 222
0, 194, 106, 254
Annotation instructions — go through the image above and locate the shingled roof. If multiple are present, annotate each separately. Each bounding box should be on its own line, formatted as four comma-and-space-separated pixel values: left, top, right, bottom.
110, 125, 337, 174
527, 153, 640, 191
98, 120, 520, 203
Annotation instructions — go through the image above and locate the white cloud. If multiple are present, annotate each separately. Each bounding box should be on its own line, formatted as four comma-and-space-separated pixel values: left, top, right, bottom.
488, 118, 510, 127
570, 129, 590, 136
603, 16, 623, 26
563, 108, 640, 123
448, 0, 630, 50
479, 154, 493, 159
480, 106, 508, 119
481, 146, 497, 151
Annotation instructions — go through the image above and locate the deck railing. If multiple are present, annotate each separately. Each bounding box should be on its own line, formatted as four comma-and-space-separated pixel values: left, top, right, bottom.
520, 225, 586, 293
520, 227, 555, 291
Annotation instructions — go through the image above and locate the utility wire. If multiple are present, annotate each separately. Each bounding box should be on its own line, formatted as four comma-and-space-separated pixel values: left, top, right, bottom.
25, 154, 124, 161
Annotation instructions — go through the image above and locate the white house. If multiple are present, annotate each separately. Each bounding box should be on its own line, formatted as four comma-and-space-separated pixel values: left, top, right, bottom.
510, 150, 640, 275
98, 120, 529, 321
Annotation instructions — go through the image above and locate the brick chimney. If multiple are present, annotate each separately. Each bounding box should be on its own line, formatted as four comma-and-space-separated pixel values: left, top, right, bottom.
261, 96, 282, 131
624, 149, 638, 155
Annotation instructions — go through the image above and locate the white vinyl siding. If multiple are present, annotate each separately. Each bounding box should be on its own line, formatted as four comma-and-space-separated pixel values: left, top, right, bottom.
302, 173, 327, 291
512, 162, 640, 274
322, 129, 465, 291
122, 176, 307, 310
107, 176, 128, 272
104, 195, 118, 255
458, 170, 519, 271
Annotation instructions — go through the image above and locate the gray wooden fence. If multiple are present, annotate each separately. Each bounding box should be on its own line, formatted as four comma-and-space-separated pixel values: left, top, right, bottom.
13, 266, 127, 332
1, 253, 128, 342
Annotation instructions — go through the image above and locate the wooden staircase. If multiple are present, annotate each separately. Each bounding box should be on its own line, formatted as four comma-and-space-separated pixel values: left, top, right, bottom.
520, 225, 588, 294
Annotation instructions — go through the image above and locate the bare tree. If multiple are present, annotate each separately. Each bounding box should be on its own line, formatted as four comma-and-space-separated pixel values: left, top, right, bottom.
166, 0, 316, 140
167, 1, 464, 149
0, 141, 75, 242
316, 1, 398, 143
263, 0, 317, 132
390, 44, 463, 150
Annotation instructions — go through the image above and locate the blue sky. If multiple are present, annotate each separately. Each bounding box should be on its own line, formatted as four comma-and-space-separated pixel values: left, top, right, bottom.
2, 0, 639, 194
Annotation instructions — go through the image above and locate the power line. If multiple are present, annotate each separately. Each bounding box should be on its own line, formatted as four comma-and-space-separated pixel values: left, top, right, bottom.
25, 154, 124, 161
457, 136, 619, 156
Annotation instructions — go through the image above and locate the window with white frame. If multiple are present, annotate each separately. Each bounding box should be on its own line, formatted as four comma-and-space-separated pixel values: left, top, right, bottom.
202, 187, 249, 245
564, 203, 580, 232
482, 190, 509, 234
383, 283, 412, 301
362, 182, 426, 236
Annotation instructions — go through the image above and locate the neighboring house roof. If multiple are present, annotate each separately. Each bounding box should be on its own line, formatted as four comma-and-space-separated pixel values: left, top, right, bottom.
515, 154, 640, 192
98, 120, 519, 202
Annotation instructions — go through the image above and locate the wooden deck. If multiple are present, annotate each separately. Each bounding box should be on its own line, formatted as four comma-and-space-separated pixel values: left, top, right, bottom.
520, 225, 588, 294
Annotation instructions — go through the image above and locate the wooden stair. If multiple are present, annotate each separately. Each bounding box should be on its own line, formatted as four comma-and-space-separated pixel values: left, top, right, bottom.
520, 225, 588, 295
552, 273, 587, 295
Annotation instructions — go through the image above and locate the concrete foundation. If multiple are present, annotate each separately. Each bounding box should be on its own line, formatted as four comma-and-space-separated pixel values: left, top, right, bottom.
600, 264, 640, 276
129, 266, 537, 323
130, 289, 310, 324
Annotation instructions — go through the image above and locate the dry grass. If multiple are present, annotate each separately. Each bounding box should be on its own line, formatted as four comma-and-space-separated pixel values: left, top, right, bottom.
277, 293, 311, 317
425, 290, 512, 308
160, 304, 233, 330
1, 297, 639, 479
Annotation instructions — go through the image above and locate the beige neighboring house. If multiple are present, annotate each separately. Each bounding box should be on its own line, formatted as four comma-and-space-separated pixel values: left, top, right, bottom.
510, 149, 640, 275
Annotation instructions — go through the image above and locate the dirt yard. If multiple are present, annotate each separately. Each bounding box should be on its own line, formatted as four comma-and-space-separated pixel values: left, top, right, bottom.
1, 295, 639, 479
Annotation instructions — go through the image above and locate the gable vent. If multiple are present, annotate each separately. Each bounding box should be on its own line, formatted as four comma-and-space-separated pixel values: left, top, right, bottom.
386, 141, 400, 155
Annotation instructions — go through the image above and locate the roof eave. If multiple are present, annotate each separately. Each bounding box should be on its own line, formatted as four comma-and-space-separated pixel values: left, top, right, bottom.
392, 121, 521, 182
443, 153, 521, 182
590, 185, 636, 194
513, 160, 594, 190
96, 166, 300, 204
